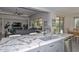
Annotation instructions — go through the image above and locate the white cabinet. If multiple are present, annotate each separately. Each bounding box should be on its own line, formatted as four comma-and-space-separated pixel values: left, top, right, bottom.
39, 39, 64, 52
39, 41, 57, 52
55, 40, 64, 52
28, 39, 64, 52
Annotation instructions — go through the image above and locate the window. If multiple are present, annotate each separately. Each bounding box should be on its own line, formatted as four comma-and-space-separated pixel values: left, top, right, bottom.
75, 17, 79, 28
31, 18, 43, 30
52, 16, 64, 34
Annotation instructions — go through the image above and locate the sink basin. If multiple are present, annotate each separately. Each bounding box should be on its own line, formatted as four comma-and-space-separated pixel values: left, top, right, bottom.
39, 35, 60, 41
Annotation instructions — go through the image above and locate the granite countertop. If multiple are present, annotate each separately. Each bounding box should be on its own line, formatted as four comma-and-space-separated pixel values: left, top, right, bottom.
0, 33, 73, 52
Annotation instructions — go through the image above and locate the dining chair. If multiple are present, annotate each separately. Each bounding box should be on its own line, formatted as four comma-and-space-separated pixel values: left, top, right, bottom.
73, 32, 79, 44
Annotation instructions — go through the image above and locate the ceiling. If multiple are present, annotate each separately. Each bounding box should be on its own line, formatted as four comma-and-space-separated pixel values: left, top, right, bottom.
0, 7, 79, 17
42, 7, 79, 15
0, 7, 46, 17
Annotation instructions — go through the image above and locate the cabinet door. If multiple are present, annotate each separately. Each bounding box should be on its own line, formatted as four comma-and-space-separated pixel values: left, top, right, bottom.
40, 40, 64, 52
55, 40, 64, 52
27, 47, 41, 52
39, 42, 58, 52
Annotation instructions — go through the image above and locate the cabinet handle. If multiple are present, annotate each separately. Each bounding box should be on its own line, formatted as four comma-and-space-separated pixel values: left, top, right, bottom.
49, 45, 54, 47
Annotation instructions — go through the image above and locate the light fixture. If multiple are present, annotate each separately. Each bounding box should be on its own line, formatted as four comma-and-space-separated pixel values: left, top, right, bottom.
15, 8, 28, 17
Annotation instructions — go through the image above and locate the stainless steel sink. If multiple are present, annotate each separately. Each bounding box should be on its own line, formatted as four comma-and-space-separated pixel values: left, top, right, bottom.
39, 35, 60, 41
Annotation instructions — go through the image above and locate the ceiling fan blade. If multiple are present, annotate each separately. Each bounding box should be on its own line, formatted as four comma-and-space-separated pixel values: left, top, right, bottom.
20, 14, 28, 17
0, 11, 13, 15
0, 10, 29, 17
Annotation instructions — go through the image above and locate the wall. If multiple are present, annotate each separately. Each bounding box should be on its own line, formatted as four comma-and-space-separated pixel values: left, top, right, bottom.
64, 15, 75, 33
63, 14, 79, 33
30, 12, 54, 33
55, 13, 79, 33
0, 14, 29, 35
4, 19, 28, 27
29, 8, 79, 33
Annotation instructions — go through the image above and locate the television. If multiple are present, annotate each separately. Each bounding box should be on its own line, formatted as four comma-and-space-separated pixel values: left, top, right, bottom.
12, 22, 21, 27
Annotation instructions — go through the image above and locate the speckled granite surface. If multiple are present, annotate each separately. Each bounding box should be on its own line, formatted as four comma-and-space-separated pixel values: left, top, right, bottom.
0, 34, 73, 52
0, 34, 44, 52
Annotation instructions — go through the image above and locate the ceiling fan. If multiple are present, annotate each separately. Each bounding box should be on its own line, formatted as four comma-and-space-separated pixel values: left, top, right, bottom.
15, 8, 23, 15
0, 8, 29, 17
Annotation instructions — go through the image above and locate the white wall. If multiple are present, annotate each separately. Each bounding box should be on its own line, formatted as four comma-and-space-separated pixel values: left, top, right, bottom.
0, 14, 29, 35
64, 15, 75, 33
30, 13, 50, 31
27, 8, 79, 33
63, 14, 79, 33
54, 13, 79, 33
4, 19, 28, 27
0, 12, 56, 35
30, 12, 56, 33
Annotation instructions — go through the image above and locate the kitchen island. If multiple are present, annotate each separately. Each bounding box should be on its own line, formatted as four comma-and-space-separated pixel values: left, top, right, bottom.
0, 33, 73, 52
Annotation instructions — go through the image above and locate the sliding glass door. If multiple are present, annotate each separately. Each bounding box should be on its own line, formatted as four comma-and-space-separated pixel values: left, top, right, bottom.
31, 17, 43, 31
52, 16, 64, 34
74, 17, 79, 28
